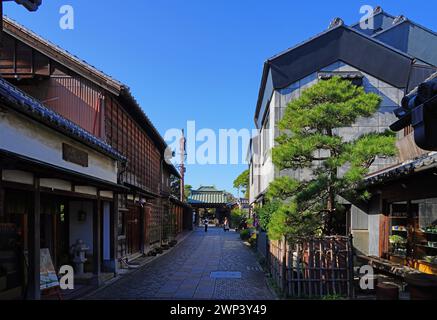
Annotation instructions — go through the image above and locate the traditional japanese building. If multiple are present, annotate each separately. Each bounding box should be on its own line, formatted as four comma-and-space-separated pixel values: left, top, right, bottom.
0, 15, 191, 293
359, 73, 437, 276
188, 186, 232, 225
0, 77, 127, 299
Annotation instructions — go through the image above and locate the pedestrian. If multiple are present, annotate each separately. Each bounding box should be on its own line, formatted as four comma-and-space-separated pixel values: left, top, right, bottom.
223, 217, 230, 232
204, 217, 209, 232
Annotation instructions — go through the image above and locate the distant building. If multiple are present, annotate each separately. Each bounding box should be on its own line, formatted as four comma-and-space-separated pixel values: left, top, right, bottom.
188, 186, 233, 225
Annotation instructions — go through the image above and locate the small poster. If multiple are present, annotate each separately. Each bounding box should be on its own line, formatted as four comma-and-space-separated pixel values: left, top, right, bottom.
24, 248, 60, 290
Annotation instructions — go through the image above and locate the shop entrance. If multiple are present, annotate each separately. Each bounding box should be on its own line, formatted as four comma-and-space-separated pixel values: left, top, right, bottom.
125, 206, 142, 255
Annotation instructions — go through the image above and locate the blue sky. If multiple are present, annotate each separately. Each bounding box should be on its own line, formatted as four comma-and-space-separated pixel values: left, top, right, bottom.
5, 0, 437, 196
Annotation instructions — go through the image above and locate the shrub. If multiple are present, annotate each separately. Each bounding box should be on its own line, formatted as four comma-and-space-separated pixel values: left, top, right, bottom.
231, 208, 245, 228
240, 229, 250, 241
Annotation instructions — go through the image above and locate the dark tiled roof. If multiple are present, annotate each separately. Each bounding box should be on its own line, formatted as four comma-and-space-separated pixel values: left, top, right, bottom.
254, 23, 416, 126
0, 77, 126, 161
366, 152, 437, 185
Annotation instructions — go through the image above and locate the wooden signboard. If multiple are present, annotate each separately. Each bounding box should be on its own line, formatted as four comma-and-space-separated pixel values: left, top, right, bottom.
62, 143, 89, 167
25, 248, 60, 290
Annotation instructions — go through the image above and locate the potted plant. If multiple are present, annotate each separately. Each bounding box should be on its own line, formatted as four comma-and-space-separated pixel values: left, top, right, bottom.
389, 235, 407, 256
0, 266, 7, 292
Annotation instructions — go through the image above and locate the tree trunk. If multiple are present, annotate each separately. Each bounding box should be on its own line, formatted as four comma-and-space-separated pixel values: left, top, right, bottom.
325, 128, 336, 235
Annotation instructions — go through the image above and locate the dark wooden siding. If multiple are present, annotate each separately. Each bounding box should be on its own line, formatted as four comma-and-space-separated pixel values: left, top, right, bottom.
0, 33, 104, 137
0, 33, 50, 76
17, 77, 103, 136
105, 95, 161, 195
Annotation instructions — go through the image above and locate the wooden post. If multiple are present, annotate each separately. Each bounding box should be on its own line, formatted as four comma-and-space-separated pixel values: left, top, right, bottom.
28, 176, 41, 300
93, 194, 101, 278
140, 204, 145, 254
281, 237, 287, 295
0, 178, 4, 218
111, 194, 118, 274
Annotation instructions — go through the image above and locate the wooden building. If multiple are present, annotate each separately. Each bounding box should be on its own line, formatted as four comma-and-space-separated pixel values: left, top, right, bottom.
0, 17, 190, 271
359, 74, 437, 277
0, 77, 126, 299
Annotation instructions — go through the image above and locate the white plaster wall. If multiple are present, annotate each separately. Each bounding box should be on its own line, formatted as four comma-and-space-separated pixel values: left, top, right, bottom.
74, 186, 97, 196
40, 178, 72, 191
249, 162, 255, 204
0, 110, 118, 183
259, 93, 277, 195
2, 170, 34, 184
100, 191, 114, 199
368, 214, 381, 256
69, 201, 94, 252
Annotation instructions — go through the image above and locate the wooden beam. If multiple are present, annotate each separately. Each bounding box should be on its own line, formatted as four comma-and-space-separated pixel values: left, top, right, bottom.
27, 176, 41, 300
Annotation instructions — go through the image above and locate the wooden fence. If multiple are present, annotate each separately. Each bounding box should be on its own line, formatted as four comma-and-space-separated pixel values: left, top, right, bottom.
268, 236, 354, 298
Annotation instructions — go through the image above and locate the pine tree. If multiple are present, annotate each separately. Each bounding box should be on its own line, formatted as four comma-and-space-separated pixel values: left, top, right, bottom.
266, 77, 397, 241
233, 169, 250, 198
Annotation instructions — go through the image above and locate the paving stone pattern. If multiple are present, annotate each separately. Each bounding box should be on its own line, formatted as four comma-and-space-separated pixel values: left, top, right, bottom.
86, 227, 274, 300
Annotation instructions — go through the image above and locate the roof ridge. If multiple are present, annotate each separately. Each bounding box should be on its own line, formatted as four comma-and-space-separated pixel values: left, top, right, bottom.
267, 23, 414, 64
349, 7, 397, 28
371, 15, 437, 39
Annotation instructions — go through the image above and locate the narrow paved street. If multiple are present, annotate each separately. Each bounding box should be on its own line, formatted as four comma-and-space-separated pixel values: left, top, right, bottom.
86, 227, 274, 300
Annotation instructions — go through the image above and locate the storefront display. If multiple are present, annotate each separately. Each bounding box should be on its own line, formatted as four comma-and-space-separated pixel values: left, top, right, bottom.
386, 200, 437, 274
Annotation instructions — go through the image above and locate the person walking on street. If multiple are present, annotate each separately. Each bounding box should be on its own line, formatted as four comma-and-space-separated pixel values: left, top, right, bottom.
223, 217, 230, 232
204, 217, 209, 232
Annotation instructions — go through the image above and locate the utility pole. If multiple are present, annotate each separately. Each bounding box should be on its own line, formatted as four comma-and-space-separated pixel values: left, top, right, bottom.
179, 129, 186, 201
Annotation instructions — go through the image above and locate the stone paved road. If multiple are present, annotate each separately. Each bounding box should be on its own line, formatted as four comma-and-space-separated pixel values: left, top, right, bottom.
86, 227, 274, 300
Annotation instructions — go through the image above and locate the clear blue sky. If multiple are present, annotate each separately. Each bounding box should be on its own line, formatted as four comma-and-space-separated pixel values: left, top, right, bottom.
5, 1, 437, 196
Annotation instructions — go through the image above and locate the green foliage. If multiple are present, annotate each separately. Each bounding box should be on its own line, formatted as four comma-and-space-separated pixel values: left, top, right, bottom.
184, 184, 192, 200
389, 235, 407, 245
233, 169, 250, 198
255, 200, 281, 231
231, 208, 245, 228
240, 229, 251, 241
267, 201, 323, 241
266, 77, 397, 240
